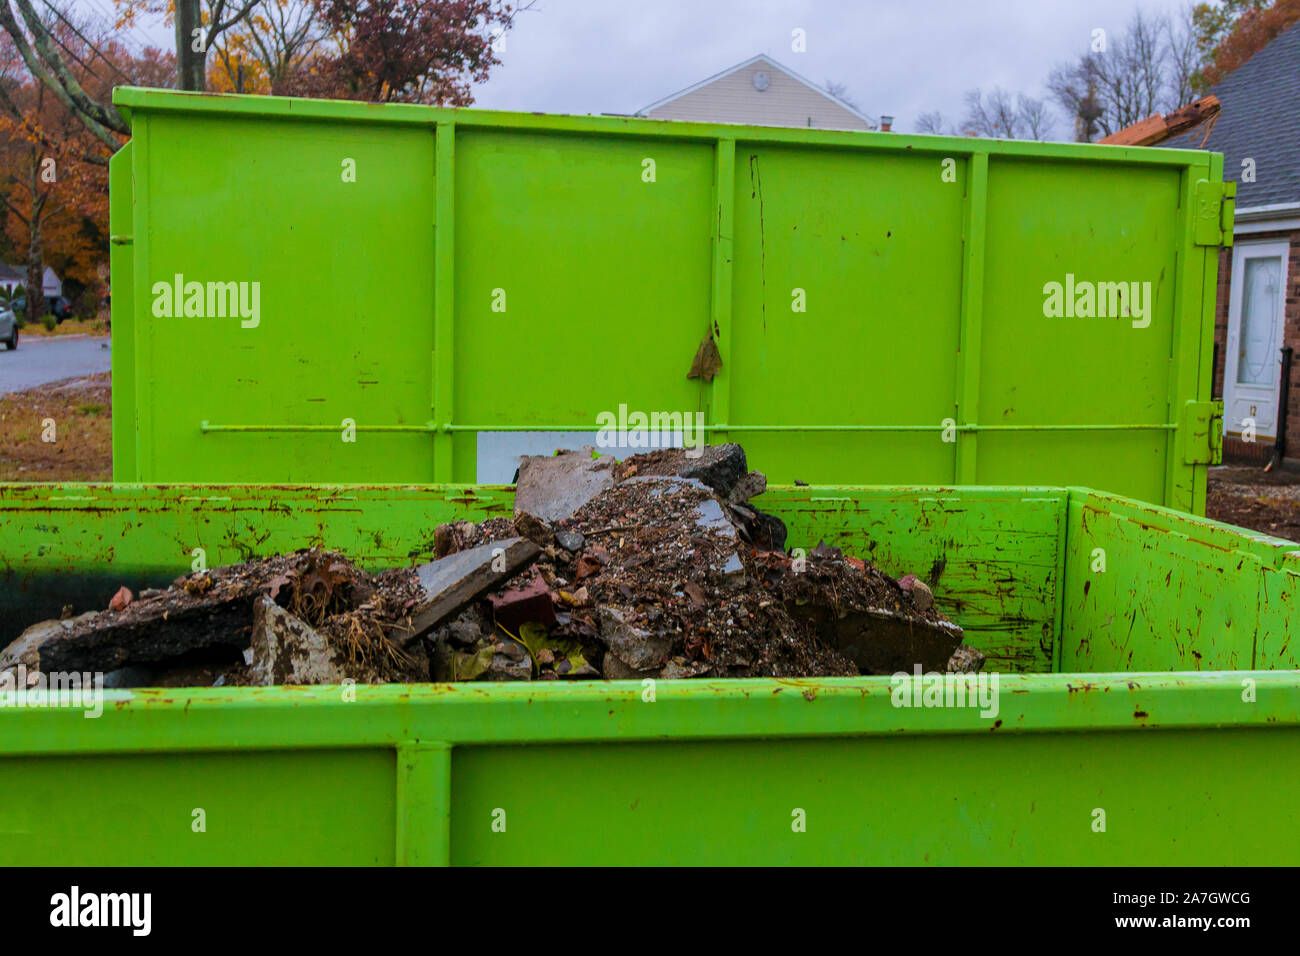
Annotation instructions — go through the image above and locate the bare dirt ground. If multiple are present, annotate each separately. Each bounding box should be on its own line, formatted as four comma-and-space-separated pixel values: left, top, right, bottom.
1207, 464, 1300, 542
0, 371, 111, 481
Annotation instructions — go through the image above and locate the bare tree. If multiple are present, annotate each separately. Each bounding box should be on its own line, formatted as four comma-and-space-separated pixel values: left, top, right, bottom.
1165, 4, 1201, 111
1048, 63, 1103, 142
1049, 8, 1202, 142
214, 0, 324, 93
1017, 94, 1054, 140
823, 79, 860, 111
914, 110, 948, 135
960, 87, 1054, 140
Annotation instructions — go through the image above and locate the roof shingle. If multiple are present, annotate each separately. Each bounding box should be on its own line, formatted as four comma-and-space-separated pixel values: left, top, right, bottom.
1167, 21, 1300, 208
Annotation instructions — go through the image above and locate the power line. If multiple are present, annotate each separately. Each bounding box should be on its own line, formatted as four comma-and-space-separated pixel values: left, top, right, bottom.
40, 1, 132, 84
82, 0, 155, 54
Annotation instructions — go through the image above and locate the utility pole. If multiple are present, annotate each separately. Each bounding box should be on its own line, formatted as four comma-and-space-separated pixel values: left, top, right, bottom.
174, 0, 206, 91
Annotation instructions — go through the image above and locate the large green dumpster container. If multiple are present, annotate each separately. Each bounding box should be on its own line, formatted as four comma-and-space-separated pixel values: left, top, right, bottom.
109, 88, 1230, 511
1, 482, 1296, 865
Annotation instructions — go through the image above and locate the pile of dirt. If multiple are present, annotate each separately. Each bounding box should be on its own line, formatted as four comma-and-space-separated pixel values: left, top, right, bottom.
2, 443, 981, 687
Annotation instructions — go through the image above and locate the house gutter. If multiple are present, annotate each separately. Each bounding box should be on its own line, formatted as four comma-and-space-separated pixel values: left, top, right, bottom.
1233, 201, 1300, 235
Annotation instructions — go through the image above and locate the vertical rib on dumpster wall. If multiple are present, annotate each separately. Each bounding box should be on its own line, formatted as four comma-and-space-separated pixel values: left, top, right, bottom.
109, 89, 1227, 511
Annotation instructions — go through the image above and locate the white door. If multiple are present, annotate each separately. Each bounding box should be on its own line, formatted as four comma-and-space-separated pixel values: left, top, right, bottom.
1224, 240, 1290, 440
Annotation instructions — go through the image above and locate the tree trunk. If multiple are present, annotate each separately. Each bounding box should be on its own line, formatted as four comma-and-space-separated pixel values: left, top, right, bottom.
175, 0, 207, 91
25, 236, 45, 325
25, 157, 46, 326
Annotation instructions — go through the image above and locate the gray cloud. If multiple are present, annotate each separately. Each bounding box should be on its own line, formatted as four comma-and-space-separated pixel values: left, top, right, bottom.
476, 0, 1191, 134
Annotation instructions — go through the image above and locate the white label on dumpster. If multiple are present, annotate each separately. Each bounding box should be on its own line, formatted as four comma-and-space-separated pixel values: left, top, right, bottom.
476, 429, 693, 483
476, 431, 604, 484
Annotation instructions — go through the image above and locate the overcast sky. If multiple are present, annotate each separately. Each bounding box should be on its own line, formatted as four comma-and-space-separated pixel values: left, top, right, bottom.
77, 0, 1194, 137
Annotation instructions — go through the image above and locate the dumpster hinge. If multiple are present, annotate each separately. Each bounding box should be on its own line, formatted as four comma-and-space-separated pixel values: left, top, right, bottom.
1193, 180, 1235, 248
1181, 399, 1223, 464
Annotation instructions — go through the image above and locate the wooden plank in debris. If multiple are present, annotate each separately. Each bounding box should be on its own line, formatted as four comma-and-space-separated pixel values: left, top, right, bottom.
1099, 95, 1221, 147
408, 537, 541, 641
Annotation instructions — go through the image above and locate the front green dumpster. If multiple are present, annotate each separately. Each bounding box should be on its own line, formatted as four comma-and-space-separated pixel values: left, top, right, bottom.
1, 482, 1296, 865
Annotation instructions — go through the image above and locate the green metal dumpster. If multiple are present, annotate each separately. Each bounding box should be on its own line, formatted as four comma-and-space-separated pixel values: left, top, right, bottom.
1, 482, 1296, 865
109, 88, 1231, 512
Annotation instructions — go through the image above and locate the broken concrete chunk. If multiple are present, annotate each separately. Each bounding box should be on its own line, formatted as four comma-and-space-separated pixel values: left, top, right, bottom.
898, 574, 935, 612
678, 444, 747, 497
727, 470, 767, 505
440, 607, 488, 648
36, 591, 256, 674
694, 496, 738, 538
248, 596, 349, 686
0, 613, 96, 674
599, 606, 675, 674
623, 444, 748, 499
484, 641, 532, 681
946, 644, 986, 674
408, 537, 541, 643
514, 447, 617, 524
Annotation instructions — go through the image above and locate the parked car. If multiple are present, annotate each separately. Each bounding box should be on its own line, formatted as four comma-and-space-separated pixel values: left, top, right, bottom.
10, 294, 73, 321
49, 295, 73, 320
0, 306, 17, 350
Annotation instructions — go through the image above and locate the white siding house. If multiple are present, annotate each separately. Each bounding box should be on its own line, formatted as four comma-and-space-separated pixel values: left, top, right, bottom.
637, 54, 873, 131
0, 264, 62, 297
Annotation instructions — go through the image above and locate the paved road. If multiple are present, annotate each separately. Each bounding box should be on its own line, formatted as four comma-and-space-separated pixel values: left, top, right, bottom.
0, 335, 112, 395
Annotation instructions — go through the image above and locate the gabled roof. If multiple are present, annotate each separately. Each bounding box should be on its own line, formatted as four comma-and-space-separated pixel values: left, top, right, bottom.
636, 53, 875, 127
1167, 21, 1300, 209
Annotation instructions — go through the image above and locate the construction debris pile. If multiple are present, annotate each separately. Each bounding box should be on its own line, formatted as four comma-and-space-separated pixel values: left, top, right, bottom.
2, 444, 983, 687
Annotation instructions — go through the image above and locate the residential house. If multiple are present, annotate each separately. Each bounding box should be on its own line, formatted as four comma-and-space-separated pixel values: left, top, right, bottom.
636, 53, 875, 131
0, 264, 63, 298
1169, 21, 1300, 463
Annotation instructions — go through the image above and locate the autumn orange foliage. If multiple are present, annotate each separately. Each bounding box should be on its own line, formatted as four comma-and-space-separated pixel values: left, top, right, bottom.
0, 26, 171, 316
1201, 0, 1300, 85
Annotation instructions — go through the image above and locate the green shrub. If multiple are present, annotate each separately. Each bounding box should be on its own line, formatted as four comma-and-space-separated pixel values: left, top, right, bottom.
42, 314, 56, 331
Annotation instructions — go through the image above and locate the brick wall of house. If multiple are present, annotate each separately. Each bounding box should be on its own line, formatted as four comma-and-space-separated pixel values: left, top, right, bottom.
1214, 229, 1300, 463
